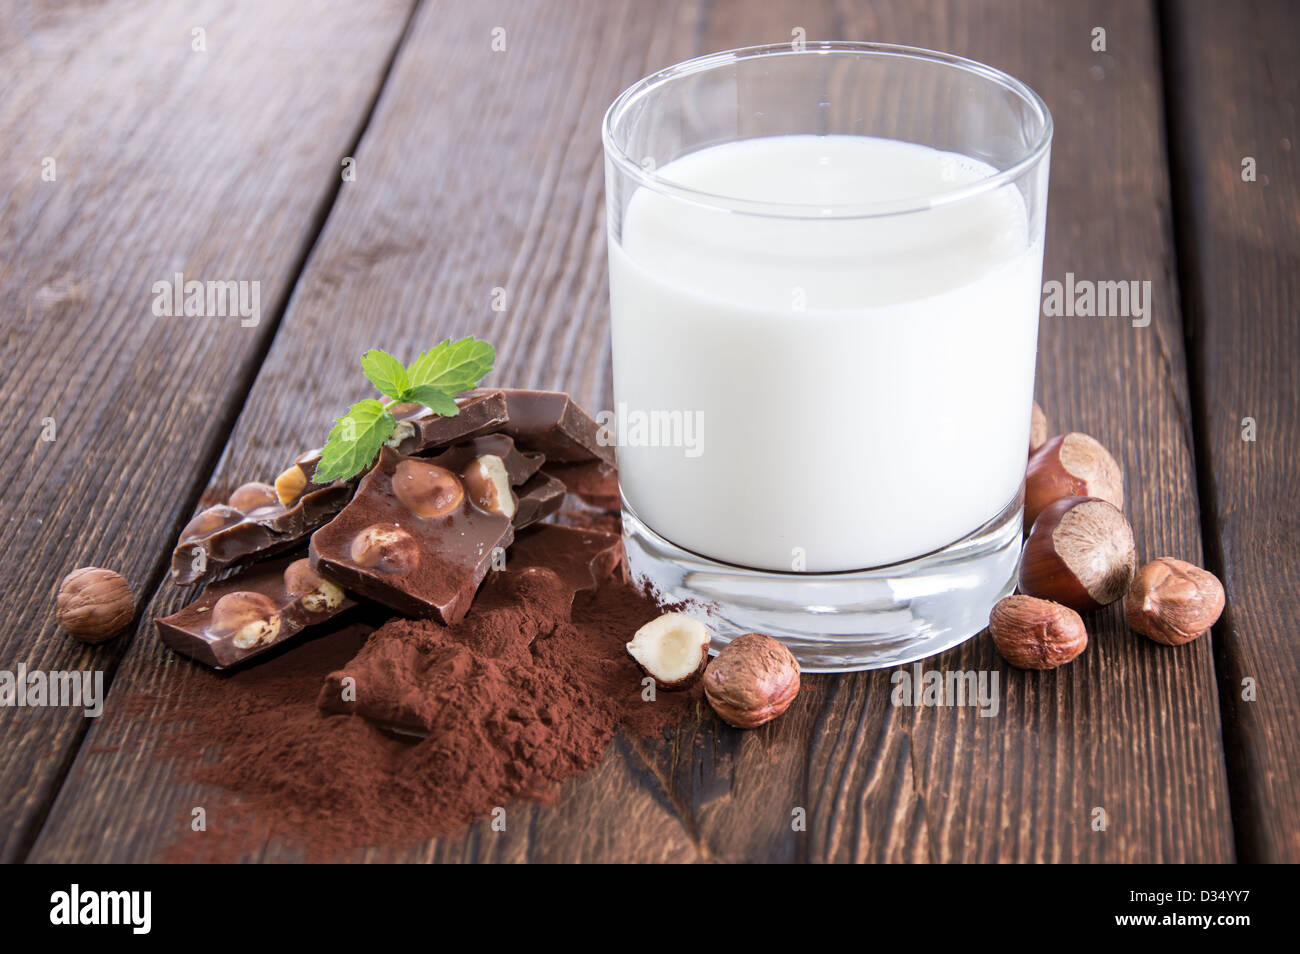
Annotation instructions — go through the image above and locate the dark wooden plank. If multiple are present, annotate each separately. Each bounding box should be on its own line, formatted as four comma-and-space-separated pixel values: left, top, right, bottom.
1163, 0, 1300, 862
0, 0, 414, 862
30, 0, 1232, 862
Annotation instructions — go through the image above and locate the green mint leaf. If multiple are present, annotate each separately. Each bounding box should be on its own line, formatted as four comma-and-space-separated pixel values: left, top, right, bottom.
360, 349, 411, 403
313, 399, 396, 483
406, 337, 495, 396
404, 385, 460, 417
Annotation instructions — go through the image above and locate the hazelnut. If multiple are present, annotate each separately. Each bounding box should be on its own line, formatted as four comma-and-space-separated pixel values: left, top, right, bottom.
228, 481, 279, 512
1029, 401, 1048, 454
392, 459, 464, 518
283, 559, 346, 614
56, 567, 134, 644
989, 594, 1088, 669
1019, 496, 1136, 611
274, 464, 309, 506
210, 591, 282, 649
1024, 432, 1124, 528
461, 455, 516, 519
703, 633, 801, 729
180, 505, 239, 541
1125, 557, 1224, 645
626, 613, 711, 690
349, 524, 420, 573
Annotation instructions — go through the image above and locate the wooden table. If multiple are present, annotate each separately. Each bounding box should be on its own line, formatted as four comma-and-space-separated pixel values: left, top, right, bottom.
2, 0, 1295, 863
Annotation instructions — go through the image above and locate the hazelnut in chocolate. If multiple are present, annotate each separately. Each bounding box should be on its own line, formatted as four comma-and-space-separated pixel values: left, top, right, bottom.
157, 554, 355, 669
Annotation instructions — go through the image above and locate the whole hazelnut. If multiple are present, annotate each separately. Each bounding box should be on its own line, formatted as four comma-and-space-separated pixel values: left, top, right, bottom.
392, 459, 464, 518
1024, 432, 1124, 528
626, 612, 711, 690
210, 591, 282, 649
349, 524, 420, 573
283, 559, 346, 614
989, 594, 1088, 670
1125, 557, 1224, 645
56, 567, 134, 644
1019, 496, 1136, 611
228, 481, 279, 512
703, 633, 801, 729
1029, 401, 1048, 454
461, 455, 516, 519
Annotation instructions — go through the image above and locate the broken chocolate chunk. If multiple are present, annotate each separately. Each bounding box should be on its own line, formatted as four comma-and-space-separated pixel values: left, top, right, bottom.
309, 446, 518, 622
157, 554, 356, 669
467, 388, 615, 465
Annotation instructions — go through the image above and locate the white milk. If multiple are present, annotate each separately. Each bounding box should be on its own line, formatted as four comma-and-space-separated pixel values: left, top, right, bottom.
608, 135, 1041, 572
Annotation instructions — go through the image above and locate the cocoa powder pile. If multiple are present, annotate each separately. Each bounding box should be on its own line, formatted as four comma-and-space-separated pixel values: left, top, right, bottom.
152, 525, 696, 862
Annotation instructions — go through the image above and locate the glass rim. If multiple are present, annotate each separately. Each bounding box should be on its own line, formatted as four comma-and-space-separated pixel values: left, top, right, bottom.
601, 41, 1054, 220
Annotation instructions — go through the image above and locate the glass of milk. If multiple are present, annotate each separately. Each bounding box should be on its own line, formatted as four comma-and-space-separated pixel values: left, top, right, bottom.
602, 43, 1052, 671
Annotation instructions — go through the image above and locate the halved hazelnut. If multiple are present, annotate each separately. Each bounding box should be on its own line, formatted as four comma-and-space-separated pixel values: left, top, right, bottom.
1019, 496, 1136, 611
392, 459, 464, 518
283, 558, 345, 614
461, 454, 516, 519
1025, 432, 1124, 528
989, 594, 1088, 669
349, 524, 419, 573
1124, 557, 1224, 645
626, 613, 711, 690
210, 591, 282, 649
274, 464, 309, 505
703, 633, 801, 728
228, 481, 279, 512
180, 505, 240, 540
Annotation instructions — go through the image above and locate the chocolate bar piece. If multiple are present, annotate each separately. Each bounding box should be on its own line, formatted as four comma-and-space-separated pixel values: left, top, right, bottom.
310, 440, 538, 622
318, 524, 622, 732
513, 472, 566, 529
170, 461, 354, 586
171, 392, 509, 586
468, 388, 615, 465
157, 554, 356, 669
387, 389, 509, 456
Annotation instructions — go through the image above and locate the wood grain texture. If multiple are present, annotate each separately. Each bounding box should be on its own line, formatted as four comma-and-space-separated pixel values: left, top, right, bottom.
29, 0, 1235, 862
0, 0, 414, 862
1163, 0, 1300, 862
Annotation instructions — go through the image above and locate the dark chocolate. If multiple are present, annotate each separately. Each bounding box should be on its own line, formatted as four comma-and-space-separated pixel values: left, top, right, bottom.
309, 446, 516, 622
157, 554, 357, 669
467, 388, 615, 465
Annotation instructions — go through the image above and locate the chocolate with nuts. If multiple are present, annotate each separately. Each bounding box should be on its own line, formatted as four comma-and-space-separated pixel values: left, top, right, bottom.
171, 391, 512, 586
310, 443, 536, 622
157, 554, 355, 669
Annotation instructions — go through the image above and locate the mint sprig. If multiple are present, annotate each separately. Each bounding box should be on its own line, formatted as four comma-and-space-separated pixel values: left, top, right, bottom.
313, 337, 495, 483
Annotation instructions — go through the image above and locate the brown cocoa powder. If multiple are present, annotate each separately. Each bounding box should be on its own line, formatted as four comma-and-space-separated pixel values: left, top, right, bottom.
152, 552, 696, 862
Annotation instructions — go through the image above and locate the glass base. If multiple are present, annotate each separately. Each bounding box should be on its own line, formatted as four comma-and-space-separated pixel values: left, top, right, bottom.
622, 491, 1023, 672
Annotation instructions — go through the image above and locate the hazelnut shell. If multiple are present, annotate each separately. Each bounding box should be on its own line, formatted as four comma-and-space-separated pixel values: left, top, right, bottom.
1019, 496, 1136, 612
1024, 432, 1124, 528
